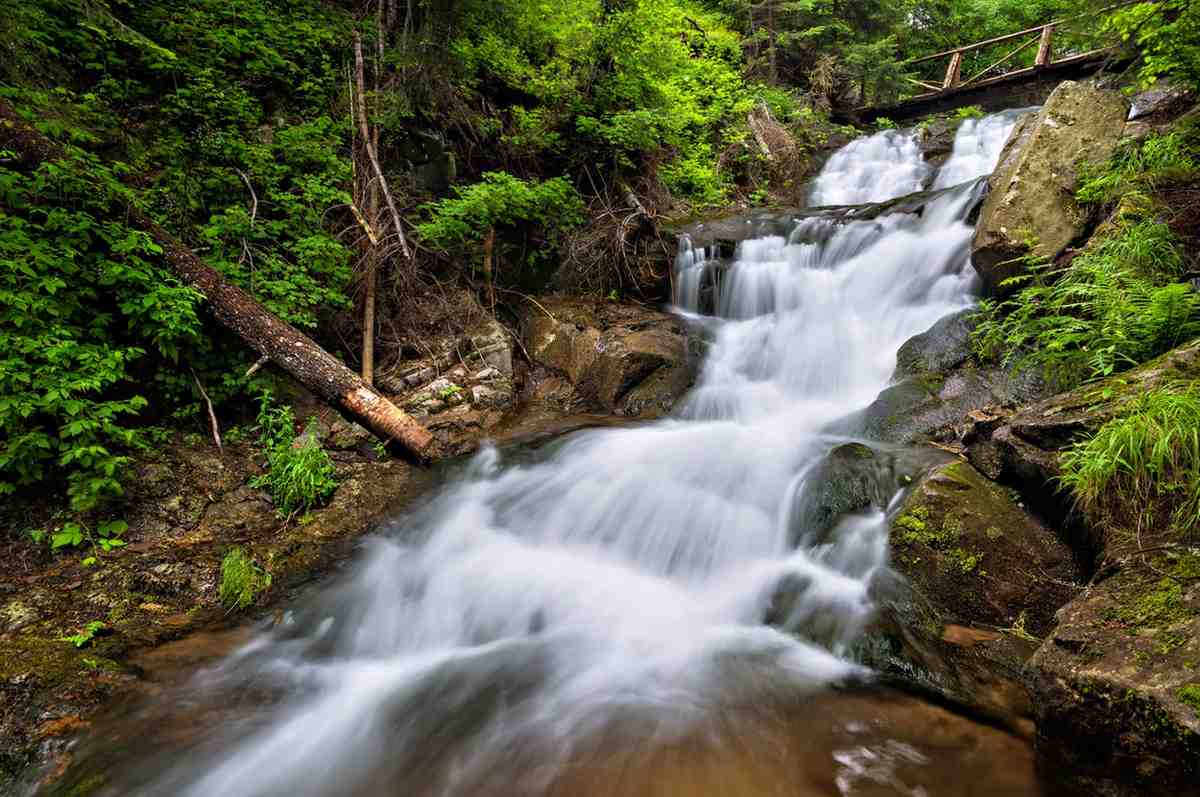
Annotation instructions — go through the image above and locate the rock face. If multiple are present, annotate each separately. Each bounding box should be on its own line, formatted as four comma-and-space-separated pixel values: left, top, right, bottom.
867, 460, 1080, 730
972, 81, 1130, 295
519, 296, 696, 418
962, 338, 1200, 795
852, 309, 1051, 444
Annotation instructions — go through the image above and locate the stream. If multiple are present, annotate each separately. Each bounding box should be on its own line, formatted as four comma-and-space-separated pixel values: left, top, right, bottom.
48, 111, 1038, 797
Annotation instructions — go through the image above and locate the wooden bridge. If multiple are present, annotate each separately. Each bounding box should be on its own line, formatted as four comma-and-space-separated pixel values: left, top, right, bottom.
847, 12, 1126, 124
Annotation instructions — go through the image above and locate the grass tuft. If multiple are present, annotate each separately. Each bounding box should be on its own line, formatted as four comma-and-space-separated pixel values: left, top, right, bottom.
1059, 384, 1200, 535
219, 547, 272, 611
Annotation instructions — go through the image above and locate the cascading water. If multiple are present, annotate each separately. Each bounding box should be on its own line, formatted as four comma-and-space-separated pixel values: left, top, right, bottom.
807, 129, 928, 206
62, 111, 1030, 797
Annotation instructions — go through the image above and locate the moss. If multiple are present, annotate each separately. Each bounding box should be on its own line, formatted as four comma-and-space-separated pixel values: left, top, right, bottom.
1179, 684, 1200, 713
949, 547, 982, 573
985, 525, 1003, 540
1116, 574, 1194, 629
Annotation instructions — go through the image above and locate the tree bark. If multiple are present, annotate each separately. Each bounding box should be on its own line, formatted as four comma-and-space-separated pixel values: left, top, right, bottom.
0, 101, 435, 460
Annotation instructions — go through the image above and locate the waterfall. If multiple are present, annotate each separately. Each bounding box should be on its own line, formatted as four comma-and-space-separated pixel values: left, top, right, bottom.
87, 111, 1025, 797
807, 129, 928, 206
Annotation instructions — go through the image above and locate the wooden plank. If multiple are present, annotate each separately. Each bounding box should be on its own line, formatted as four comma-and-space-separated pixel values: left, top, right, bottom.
904, 76, 945, 92
1035, 24, 1055, 66
943, 51, 964, 89
904, 1, 1135, 64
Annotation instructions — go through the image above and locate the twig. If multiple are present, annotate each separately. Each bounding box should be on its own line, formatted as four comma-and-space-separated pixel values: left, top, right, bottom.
354, 30, 411, 262
244, 355, 271, 378
190, 367, 223, 454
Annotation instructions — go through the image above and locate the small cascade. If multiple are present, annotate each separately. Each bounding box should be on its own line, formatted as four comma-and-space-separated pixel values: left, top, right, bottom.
69, 109, 1027, 797
807, 128, 929, 206
932, 108, 1034, 189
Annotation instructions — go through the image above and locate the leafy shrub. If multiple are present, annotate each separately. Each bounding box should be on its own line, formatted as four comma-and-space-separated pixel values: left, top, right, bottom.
973, 219, 1200, 385
953, 105, 985, 120
1060, 384, 1200, 535
417, 172, 585, 252
250, 394, 337, 516
0, 143, 203, 511
874, 116, 898, 130
1104, 0, 1200, 89
219, 547, 272, 611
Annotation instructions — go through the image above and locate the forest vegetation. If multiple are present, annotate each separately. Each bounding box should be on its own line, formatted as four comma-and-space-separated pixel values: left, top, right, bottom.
0, 0, 1197, 547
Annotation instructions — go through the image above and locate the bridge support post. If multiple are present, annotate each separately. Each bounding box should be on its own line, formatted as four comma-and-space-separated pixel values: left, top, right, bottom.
943, 50, 964, 89
1036, 25, 1055, 67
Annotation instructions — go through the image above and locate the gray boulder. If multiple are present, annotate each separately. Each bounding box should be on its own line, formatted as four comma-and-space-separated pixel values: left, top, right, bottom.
972, 81, 1130, 295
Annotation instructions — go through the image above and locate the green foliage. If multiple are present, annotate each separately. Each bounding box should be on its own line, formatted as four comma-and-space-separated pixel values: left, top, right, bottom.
417, 172, 584, 252
973, 219, 1200, 385
875, 116, 898, 130
1179, 684, 1200, 713
219, 547, 272, 611
250, 394, 338, 516
59, 621, 107, 649
1104, 0, 1200, 89
1060, 384, 1200, 535
1077, 131, 1199, 207
0, 143, 203, 510
953, 105, 985, 120
1, 0, 361, 512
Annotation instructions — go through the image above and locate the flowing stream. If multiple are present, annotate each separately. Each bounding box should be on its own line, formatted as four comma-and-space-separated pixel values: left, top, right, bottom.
60, 112, 1033, 797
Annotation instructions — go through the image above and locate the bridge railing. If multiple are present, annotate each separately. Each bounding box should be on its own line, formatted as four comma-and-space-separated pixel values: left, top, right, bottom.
900, 6, 1126, 99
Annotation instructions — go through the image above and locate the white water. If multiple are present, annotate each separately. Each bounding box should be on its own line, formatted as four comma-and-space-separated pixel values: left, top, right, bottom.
932, 109, 1033, 189
808, 129, 929, 206
97, 112, 1022, 797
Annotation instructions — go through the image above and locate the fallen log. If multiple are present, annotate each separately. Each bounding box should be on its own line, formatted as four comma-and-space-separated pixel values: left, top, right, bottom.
0, 101, 435, 460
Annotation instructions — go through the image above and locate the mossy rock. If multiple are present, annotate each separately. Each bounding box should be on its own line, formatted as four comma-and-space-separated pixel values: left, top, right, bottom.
889, 459, 1080, 635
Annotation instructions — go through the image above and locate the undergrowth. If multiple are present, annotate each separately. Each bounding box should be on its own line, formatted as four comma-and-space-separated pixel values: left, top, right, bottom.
973, 218, 1200, 385
219, 547, 272, 611
250, 393, 337, 517
1060, 383, 1200, 536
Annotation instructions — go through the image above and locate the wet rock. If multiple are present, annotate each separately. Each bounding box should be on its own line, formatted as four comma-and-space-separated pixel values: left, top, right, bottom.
520, 296, 696, 418
972, 81, 1130, 295
866, 460, 1080, 730
893, 309, 975, 378
959, 338, 1200, 795
890, 460, 1079, 633
849, 308, 1058, 445
789, 443, 939, 545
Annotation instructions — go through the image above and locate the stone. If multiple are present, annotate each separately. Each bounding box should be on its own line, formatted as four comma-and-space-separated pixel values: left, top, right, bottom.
327, 420, 371, 451
1, 601, 39, 634
972, 82, 1130, 295
473, 367, 502, 381
404, 367, 436, 387
469, 318, 514, 377
847, 307, 1064, 446
519, 296, 696, 417
865, 459, 1080, 730
470, 385, 510, 410
788, 443, 939, 546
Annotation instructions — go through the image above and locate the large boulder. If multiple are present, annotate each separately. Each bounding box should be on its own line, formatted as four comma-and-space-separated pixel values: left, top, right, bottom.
972, 81, 1130, 295
520, 296, 696, 418
867, 459, 1081, 731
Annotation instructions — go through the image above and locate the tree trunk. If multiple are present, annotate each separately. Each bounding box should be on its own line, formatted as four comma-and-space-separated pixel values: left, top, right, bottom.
481, 226, 495, 312
0, 100, 435, 461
